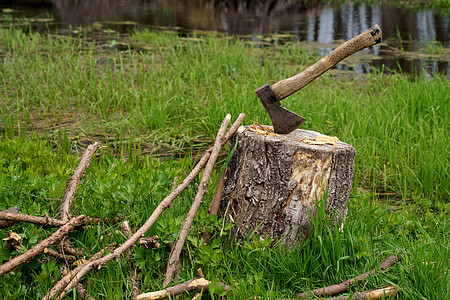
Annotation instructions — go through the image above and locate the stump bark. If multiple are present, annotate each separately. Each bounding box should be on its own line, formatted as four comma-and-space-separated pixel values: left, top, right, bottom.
220, 126, 355, 248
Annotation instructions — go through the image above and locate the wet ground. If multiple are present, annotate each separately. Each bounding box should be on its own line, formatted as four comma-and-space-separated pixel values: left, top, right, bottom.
0, 1, 448, 160
1, 0, 449, 76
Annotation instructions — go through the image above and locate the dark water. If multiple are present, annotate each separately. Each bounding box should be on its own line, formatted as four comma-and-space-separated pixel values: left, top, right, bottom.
1, 0, 449, 76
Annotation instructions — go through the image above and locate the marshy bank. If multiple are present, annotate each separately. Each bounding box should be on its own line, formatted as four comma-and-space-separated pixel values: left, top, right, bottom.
1, 0, 449, 76
0, 8, 448, 203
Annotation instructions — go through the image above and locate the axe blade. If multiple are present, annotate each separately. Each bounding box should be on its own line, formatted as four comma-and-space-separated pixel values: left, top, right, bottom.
256, 25, 382, 134
256, 84, 306, 134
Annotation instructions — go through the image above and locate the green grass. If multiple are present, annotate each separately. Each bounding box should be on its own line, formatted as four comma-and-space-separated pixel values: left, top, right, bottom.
1, 25, 448, 203
0, 138, 447, 299
0, 23, 449, 299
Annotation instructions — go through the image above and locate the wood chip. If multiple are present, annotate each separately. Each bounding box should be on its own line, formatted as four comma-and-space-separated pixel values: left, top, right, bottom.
3, 230, 23, 251
248, 122, 277, 136
301, 135, 339, 146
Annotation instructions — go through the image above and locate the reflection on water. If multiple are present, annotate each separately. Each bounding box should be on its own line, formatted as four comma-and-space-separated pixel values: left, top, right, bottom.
1, 0, 449, 76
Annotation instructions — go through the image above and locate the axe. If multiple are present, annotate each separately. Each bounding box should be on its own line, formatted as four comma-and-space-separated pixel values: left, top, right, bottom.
255, 24, 382, 134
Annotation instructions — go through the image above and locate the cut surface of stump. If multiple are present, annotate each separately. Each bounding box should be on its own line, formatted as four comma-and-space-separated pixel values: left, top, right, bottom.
220, 126, 355, 248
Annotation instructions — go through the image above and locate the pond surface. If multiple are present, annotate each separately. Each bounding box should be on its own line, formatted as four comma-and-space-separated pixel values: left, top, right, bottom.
1, 0, 449, 76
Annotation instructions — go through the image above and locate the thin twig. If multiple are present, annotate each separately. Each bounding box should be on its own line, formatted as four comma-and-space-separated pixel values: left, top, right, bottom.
207, 171, 226, 217
21, 188, 62, 202
42, 243, 116, 300
59, 142, 102, 222
54, 143, 102, 287
0, 206, 20, 229
202, 171, 227, 244
44, 248, 76, 262
325, 286, 397, 300
75, 282, 95, 300
297, 254, 400, 298
0, 215, 87, 276
59, 239, 84, 257
45, 113, 245, 300
0, 212, 66, 227
130, 260, 141, 299
137, 269, 231, 300
121, 220, 141, 299
0, 212, 121, 229
136, 278, 231, 300
163, 114, 231, 287
120, 220, 132, 237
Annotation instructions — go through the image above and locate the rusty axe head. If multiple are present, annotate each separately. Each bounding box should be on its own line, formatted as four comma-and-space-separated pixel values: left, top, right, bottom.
255, 84, 306, 134
256, 25, 382, 135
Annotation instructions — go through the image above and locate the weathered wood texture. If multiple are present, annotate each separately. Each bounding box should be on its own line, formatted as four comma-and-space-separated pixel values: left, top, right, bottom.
220, 126, 355, 248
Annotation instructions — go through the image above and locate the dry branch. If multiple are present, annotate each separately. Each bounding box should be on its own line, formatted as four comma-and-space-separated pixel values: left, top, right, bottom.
0, 212, 120, 230
163, 114, 231, 287
58, 239, 84, 257
136, 270, 231, 300
121, 220, 141, 299
207, 171, 226, 217
120, 220, 132, 237
0, 212, 66, 227
45, 114, 246, 300
54, 142, 102, 287
325, 286, 397, 300
44, 248, 76, 262
59, 142, 102, 222
0, 206, 20, 229
130, 259, 141, 299
75, 282, 95, 300
202, 171, 227, 244
297, 254, 399, 298
3, 230, 23, 251
43, 243, 115, 300
0, 215, 87, 277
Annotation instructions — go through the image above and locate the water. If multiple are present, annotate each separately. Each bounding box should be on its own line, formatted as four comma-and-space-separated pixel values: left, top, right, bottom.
1, 0, 449, 76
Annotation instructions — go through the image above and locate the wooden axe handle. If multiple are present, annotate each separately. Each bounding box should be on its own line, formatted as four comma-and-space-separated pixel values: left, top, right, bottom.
271, 24, 382, 100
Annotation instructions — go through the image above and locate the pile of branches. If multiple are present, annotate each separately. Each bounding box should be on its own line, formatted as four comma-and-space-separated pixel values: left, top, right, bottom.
0, 113, 399, 299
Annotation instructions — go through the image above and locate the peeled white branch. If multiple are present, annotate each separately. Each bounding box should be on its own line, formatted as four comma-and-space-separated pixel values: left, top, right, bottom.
137, 277, 231, 300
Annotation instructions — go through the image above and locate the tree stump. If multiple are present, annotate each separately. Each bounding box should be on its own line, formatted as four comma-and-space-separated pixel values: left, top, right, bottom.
220, 125, 355, 248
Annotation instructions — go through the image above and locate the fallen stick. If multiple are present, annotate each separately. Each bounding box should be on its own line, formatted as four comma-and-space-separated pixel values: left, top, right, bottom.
137, 269, 231, 300
44, 247, 76, 262
0, 215, 87, 277
120, 220, 141, 299
46, 114, 246, 300
207, 171, 226, 217
43, 243, 116, 300
55, 142, 102, 274
163, 114, 231, 287
202, 171, 227, 244
324, 286, 397, 300
0, 212, 121, 229
0, 212, 66, 227
59, 239, 84, 257
0, 206, 20, 229
120, 220, 132, 238
75, 282, 95, 300
59, 142, 102, 222
297, 254, 399, 298
130, 259, 141, 299
136, 277, 231, 300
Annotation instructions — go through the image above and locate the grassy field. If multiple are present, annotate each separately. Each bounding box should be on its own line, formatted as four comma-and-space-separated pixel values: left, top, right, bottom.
0, 22, 449, 299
